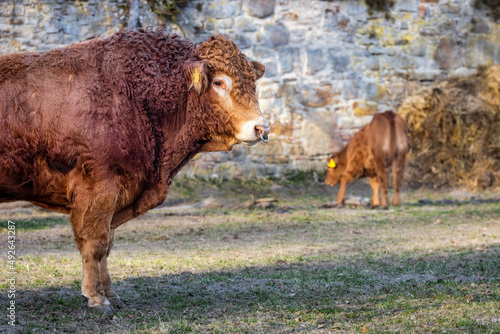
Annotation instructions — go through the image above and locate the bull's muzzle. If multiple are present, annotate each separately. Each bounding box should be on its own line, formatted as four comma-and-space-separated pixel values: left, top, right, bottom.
255, 124, 270, 143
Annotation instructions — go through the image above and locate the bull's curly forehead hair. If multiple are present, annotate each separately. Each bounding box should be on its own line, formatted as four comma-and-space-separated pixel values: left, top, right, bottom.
194, 35, 258, 100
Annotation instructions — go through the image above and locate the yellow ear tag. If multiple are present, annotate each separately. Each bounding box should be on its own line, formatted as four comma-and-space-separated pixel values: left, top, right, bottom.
194, 67, 200, 83
328, 159, 336, 168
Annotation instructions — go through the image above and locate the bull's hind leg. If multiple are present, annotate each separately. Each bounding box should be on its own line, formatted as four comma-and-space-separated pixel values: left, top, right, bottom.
100, 229, 125, 309
70, 181, 118, 314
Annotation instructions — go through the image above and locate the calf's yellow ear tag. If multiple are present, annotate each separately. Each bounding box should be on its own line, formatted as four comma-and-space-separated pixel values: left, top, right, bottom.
328, 159, 336, 168
194, 68, 200, 83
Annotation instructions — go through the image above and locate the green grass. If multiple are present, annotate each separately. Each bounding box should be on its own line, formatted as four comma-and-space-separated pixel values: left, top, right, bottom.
0, 178, 499, 333
0, 216, 68, 231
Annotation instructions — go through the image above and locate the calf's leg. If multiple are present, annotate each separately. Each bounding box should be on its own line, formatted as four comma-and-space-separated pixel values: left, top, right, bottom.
71, 182, 118, 314
336, 177, 350, 206
373, 167, 389, 209
370, 177, 380, 206
372, 154, 389, 209
378, 172, 389, 209
392, 154, 406, 206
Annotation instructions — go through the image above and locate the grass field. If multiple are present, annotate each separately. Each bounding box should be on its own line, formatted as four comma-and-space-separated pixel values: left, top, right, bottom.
1, 175, 499, 333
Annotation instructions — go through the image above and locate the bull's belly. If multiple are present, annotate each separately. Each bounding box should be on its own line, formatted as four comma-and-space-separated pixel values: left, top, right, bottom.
0, 171, 71, 210
0, 152, 146, 216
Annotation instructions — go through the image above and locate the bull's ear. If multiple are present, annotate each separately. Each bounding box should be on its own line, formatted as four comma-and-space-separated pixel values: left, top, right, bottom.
185, 60, 207, 94
252, 61, 265, 80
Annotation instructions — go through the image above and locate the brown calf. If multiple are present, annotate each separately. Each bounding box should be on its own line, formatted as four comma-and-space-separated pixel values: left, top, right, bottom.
325, 110, 408, 208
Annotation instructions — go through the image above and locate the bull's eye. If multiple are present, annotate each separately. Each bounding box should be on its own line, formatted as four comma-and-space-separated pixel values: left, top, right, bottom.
213, 79, 227, 91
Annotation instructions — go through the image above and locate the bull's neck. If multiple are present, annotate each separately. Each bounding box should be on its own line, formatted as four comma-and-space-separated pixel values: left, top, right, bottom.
159, 91, 210, 186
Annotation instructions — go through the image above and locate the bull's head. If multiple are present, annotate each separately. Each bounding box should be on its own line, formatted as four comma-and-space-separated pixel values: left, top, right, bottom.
185, 36, 270, 152
325, 155, 345, 186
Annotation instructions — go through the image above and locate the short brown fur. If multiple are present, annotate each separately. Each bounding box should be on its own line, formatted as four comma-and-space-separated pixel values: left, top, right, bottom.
325, 111, 408, 208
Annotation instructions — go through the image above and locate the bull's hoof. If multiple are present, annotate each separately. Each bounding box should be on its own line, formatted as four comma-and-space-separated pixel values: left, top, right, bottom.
381, 205, 389, 210
88, 304, 113, 315
80, 294, 88, 302
108, 296, 125, 309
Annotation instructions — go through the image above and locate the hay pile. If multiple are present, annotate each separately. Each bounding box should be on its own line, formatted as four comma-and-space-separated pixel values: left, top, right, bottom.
399, 65, 500, 189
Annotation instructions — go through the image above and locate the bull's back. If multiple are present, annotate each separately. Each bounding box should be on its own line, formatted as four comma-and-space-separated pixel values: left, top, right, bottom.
0, 47, 146, 203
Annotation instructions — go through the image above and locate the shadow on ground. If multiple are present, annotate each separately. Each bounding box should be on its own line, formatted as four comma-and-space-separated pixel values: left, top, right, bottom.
4, 246, 500, 333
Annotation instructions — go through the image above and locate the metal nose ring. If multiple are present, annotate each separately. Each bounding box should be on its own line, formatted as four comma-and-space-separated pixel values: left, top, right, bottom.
259, 132, 269, 143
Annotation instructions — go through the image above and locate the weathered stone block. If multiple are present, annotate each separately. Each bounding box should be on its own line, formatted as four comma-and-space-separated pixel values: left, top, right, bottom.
365, 82, 387, 100
214, 18, 235, 30
264, 61, 278, 77
324, 9, 349, 31
259, 97, 284, 112
364, 57, 380, 71
252, 47, 276, 60
62, 21, 81, 36
306, 49, 324, 74
328, 49, 350, 72
0, 3, 14, 17
471, 18, 490, 34
395, 0, 418, 12
243, 0, 275, 18
342, 80, 359, 99
299, 119, 334, 157
387, 82, 406, 102
232, 33, 252, 49
235, 17, 257, 32
270, 123, 294, 137
252, 141, 283, 156
263, 23, 290, 48
352, 100, 377, 116
288, 145, 304, 156
208, 1, 240, 19
414, 67, 441, 81
342, 1, 366, 15
43, 20, 60, 34
299, 85, 340, 108
389, 53, 412, 69
278, 80, 298, 98
468, 37, 500, 67
278, 47, 300, 73
433, 37, 460, 69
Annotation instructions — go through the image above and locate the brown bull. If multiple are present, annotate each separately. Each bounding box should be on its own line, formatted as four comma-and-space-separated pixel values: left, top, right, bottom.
325, 110, 408, 208
0, 29, 269, 314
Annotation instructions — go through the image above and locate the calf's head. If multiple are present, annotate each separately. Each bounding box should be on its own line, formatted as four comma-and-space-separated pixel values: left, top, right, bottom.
186, 36, 270, 152
325, 154, 345, 186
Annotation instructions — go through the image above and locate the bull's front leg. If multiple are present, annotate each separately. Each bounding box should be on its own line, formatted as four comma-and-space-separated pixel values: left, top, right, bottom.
99, 229, 125, 309
70, 180, 119, 315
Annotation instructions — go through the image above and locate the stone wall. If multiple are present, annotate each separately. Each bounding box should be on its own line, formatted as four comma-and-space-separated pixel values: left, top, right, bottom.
1, 0, 499, 179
